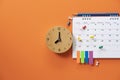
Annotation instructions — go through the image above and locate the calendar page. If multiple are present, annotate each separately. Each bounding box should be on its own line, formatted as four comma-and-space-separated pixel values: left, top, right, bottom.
72, 17, 120, 58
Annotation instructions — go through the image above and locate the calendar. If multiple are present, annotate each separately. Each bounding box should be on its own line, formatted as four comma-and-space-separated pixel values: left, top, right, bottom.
72, 17, 120, 58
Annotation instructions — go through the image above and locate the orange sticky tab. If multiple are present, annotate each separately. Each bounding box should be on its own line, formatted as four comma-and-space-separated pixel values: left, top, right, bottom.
77, 51, 80, 63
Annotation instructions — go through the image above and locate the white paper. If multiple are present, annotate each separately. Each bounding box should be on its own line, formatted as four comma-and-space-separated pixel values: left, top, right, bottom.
72, 17, 120, 58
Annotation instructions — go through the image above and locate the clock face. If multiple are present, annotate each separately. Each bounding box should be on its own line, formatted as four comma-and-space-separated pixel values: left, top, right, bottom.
46, 26, 72, 53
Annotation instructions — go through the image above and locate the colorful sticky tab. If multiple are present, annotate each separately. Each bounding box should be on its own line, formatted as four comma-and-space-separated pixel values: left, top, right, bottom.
67, 21, 71, 26
89, 51, 93, 65
90, 35, 94, 39
85, 51, 89, 64
82, 25, 86, 30
78, 36, 82, 42
96, 60, 100, 66
99, 46, 103, 49
81, 51, 85, 64
68, 16, 73, 20
77, 51, 80, 63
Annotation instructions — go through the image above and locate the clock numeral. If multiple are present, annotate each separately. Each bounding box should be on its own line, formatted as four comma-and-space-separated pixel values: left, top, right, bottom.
58, 48, 61, 52
53, 47, 55, 50
64, 47, 66, 50
57, 27, 61, 30
46, 37, 49, 41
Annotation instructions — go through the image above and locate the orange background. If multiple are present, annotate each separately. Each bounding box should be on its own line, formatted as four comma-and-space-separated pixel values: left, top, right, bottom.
0, 0, 120, 80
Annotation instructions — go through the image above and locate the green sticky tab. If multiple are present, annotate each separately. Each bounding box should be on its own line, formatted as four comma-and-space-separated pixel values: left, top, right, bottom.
81, 51, 85, 64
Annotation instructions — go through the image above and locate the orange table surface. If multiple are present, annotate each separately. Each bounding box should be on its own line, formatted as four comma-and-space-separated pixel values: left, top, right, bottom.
0, 0, 120, 80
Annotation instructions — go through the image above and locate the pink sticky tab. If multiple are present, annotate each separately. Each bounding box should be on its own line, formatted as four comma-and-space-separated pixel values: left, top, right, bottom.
89, 51, 93, 65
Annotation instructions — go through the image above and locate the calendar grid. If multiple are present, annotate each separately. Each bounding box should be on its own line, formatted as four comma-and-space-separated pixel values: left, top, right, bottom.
72, 17, 120, 58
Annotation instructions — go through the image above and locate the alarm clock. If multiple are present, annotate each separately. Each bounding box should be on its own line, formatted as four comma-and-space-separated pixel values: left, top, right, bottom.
46, 26, 72, 53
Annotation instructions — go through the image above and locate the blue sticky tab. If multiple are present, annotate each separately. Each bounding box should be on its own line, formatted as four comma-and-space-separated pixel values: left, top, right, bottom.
85, 51, 89, 64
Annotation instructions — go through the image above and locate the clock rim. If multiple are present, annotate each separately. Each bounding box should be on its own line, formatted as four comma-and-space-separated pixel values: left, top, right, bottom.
46, 26, 73, 54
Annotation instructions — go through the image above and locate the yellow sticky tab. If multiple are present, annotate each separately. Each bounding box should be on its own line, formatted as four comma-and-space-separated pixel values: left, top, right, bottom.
78, 36, 82, 41
90, 35, 94, 39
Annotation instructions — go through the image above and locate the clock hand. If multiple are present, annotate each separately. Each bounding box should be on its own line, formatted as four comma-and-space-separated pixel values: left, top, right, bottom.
55, 32, 61, 44
58, 32, 61, 42
55, 40, 59, 44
